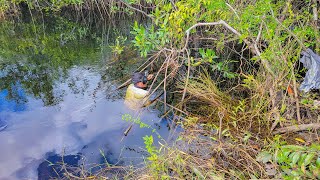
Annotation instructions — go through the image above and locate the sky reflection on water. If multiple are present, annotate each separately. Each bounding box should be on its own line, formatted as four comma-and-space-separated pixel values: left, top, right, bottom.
0, 67, 170, 179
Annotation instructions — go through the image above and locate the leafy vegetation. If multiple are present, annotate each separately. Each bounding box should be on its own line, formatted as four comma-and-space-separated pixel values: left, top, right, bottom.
257, 136, 320, 179
1, 0, 320, 179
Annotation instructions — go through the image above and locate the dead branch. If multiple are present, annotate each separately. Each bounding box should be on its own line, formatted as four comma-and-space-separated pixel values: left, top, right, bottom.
273, 123, 320, 134
291, 66, 301, 123
182, 20, 274, 76
119, 0, 154, 20
180, 50, 191, 106
226, 3, 240, 20
313, 0, 318, 22
157, 99, 189, 115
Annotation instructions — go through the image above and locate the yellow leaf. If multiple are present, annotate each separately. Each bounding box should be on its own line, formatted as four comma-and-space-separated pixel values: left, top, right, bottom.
295, 138, 305, 143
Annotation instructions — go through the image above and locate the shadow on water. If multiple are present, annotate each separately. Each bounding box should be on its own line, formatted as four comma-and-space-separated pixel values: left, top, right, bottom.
0, 13, 175, 180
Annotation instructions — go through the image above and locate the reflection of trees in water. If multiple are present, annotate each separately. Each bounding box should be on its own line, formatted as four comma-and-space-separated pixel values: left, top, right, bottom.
0, 16, 100, 106
95, 45, 143, 101
1, 11, 142, 106
1, 59, 63, 106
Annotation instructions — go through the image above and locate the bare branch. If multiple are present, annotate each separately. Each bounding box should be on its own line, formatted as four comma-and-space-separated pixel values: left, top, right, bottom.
182, 20, 274, 76
226, 3, 240, 20
273, 123, 320, 134
313, 0, 318, 22
119, 0, 154, 20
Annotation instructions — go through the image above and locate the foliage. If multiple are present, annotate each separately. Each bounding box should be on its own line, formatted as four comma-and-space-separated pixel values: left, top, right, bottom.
257, 137, 320, 179
0, 0, 83, 12
142, 135, 166, 178
110, 36, 127, 56
122, 113, 168, 178
2, 0, 320, 179
184, 71, 233, 117
131, 21, 169, 57
122, 113, 151, 128
126, 1, 320, 179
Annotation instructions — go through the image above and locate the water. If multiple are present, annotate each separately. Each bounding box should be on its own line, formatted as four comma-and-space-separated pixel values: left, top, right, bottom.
0, 15, 173, 179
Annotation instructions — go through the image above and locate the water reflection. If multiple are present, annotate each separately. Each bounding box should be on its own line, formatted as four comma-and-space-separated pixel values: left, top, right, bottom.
0, 15, 171, 179
0, 67, 170, 179
0, 88, 26, 112
0, 18, 101, 106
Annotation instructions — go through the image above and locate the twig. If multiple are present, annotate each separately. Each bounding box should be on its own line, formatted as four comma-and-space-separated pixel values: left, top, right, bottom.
121, 111, 143, 141
146, 58, 182, 100
181, 50, 191, 105
225, 3, 240, 20
218, 111, 224, 140
291, 65, 301, 123
157, 99, 189, 115
256, 23, 263, 43
123, 124, 133, 136
270, 111, 280, 133
273, 123, 320, 134
119, 0, 154, 20
182, 20, 274, 76
279, 0, 292, 22
270, 8, 308, 51
148, 55, 169, 92
142, 91, 164, 107
164, 57, 170, 112
312, 0, 318, 22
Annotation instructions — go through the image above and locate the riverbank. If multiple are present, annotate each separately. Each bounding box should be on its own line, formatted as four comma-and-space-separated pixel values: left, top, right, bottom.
1, 0, 320, 179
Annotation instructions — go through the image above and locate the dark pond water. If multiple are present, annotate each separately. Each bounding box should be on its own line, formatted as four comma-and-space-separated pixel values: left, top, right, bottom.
0, 15, 173, 179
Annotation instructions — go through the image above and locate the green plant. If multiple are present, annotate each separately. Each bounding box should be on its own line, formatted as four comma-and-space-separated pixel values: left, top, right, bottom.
122, 114, 151, 128
131, 21, 169, 57
110, 36, 127, 56
257, 139, 320, 179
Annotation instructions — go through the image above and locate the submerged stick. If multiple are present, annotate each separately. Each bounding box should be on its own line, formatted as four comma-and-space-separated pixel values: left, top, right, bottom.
157, 99, 189, 115
273, 123, 320, 134
123, 124, 133, 136
142, 92, 164, 108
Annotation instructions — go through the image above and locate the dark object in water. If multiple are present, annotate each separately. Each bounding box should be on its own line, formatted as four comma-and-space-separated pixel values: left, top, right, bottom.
37, 153, 81, 180
0, 120, 7, 132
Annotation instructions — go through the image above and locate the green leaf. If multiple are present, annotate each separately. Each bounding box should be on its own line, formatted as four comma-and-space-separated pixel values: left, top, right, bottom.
298, 153, 308, 166
316, 157, 320, 167
291, 170, 300, 177
291, 152, 301, 165
282, 145, 306, 151
256, 151, 272, 163
283, 149, 292, 158
301, 163, 306, 174
193, 167, 205, 179
280, 104, 287, 113
304, 153, 315, 166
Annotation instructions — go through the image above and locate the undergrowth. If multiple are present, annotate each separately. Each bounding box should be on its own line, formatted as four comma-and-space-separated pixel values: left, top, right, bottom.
2, 0, 320, 179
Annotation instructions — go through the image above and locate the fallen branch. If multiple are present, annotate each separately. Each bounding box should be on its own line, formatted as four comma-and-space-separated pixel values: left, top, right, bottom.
157, 99, 189, 115
273, 123, 320, 134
